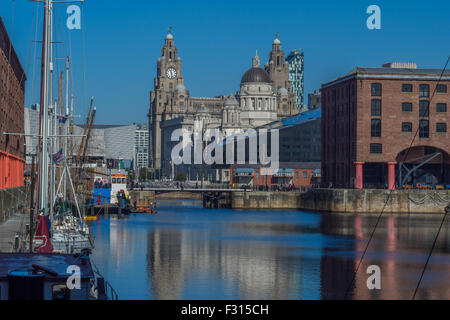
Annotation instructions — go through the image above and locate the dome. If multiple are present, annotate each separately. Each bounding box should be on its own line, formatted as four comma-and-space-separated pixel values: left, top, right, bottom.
241, 67, 271, 84
278, 88, 288, 96
224, 94, 239, 106
175, 84, 187, 93
166, 33, 173, 40
273, 38, 281, 45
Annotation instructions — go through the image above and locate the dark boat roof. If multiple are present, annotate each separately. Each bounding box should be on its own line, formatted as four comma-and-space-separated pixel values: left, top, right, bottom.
0, 254, 95, 280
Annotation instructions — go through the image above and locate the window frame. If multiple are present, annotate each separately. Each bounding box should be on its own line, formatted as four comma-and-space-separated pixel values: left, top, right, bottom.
436, 123, 447, 133
370, 143, 383, 154
402, 84, 413, 92
419, 120, 430, 138
436, 84, 447, 93
402, 102, 413, 112
436, 103, 447, 113
371, 119, 382, 137
419, 84, 430, 98
371, 83, 382, 97
402, 122, 413, 132
419, 100, 430, 117
371, 99, 382, 116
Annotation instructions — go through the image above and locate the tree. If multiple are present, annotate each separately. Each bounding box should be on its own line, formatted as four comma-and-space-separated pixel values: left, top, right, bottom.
140, 167, 149, 181
176, 173, 186, 182
128, 170, 136, 182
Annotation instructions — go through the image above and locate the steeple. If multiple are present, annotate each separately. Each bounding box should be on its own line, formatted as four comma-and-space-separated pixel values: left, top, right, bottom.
166, 26, 174, 40
161, 27, 178, 62
252, 50, 261, 68
267, 32, 285, 69
273, 32, 281, 45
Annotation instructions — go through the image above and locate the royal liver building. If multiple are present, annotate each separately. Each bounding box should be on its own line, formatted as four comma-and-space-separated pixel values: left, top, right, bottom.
148, 30, 297, 179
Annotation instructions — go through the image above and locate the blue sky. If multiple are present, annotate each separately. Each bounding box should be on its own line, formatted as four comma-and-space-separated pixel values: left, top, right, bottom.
1, 0, 449, 124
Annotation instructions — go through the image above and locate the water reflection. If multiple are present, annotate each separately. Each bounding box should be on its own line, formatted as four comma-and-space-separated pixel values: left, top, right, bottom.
91, 201, 450, 300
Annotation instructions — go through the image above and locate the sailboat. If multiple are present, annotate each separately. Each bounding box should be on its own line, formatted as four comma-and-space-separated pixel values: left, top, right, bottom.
0, 0, 117, 300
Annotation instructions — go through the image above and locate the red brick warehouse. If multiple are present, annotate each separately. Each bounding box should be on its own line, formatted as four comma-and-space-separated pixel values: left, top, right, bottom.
0, 17, 26, 190
321, 63, 450, 189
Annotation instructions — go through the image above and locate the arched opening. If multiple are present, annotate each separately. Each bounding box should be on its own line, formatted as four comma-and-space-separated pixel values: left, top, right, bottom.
396, 146, 450, 188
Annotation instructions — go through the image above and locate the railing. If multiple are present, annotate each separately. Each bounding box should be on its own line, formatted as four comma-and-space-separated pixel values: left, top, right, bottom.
105, 280, 119, 300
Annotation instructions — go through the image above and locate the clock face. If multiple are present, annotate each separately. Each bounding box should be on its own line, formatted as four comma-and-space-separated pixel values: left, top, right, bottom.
166, 67, 177, 79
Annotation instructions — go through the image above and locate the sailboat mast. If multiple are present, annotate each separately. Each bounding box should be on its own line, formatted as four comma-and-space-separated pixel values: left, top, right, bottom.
64, 57, 69, 199
39, 0, 52, 216
49, 1, 55, 221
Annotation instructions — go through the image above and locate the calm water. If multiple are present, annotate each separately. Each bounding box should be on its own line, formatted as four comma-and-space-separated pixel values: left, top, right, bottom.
89, 200, 450, 300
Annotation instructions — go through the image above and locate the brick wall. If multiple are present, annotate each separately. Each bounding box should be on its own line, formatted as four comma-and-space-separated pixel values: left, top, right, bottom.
322, 68, 450, 188
0, 18, 26, 190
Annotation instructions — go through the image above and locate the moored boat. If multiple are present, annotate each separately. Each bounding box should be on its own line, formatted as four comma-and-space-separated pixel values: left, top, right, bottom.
0, 250, 117, 300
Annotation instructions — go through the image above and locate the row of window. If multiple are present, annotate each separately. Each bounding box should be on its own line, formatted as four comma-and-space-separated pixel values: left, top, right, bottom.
371, 119, 447, 137
255, 171, 310, 179
371, 83, 447, 97
401, 121, 447, 134
371, 99, 447, 116
402, 102, 447, 114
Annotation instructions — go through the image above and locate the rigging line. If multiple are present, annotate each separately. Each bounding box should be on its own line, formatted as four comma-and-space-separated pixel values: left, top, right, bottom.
411, 56, 450, 299
56, 5, 68, 74
81, 2, 88, 115
65, 8, 75, 100
343, 190, 394, 299
5, 0, 15, 112
412, 207, 449, 300
68, 27, 75, 101
7, 1, 37, 114
401, 55, 450, 164
24, 0, 38, 108
344, 55, 450, 300
53, 6, 65, 91
30, 1, 41, 107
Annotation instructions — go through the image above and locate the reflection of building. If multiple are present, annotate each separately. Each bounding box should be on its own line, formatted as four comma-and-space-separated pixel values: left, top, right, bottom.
0, 17, 26, 189
146, 226, 303, 300
286, 49, 305, 111
149, 31, 297, 178
321, 63, 450, 189
135, 123, 149, 168
321, 214, 450, 300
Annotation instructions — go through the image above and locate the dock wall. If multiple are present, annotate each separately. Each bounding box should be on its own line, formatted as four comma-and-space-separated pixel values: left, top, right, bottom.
231, 189, 450, 213
156, 192, 202, 200
129, 190, 155, 208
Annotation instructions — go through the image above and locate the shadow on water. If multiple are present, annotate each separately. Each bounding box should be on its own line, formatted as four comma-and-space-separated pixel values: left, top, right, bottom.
90, 200, 450, 300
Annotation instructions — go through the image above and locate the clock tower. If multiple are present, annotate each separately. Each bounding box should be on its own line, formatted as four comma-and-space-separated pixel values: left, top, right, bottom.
149, 29, 185, 174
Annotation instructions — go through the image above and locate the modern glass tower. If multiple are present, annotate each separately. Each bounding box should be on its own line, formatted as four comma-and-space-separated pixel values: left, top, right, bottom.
286, 49, 305, 110
135, 123, 149, 168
